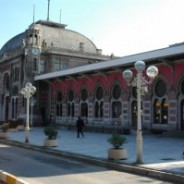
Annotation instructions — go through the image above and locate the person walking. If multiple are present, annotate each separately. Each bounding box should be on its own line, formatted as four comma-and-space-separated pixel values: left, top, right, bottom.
76, 116, 84, 138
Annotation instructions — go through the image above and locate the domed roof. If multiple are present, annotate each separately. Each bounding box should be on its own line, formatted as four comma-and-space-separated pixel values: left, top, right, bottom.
36, 20, 98, 53
0, 20, 99, 56
0, 32, 25, 56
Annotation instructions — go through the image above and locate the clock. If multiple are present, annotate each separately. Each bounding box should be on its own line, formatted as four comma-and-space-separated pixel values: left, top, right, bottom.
32, 48, 39, 55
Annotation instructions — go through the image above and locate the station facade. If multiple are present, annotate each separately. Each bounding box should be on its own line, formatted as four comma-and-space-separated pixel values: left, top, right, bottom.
1, 19, 184, 133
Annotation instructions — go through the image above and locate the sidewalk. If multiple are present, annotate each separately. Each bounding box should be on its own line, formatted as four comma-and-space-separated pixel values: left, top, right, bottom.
2, 127, 184, 182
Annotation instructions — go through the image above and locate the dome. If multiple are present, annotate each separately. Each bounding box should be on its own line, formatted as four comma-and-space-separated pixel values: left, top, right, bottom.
37, 20, 98, 53
0, 32, 25, 56
0, 20, 99, 56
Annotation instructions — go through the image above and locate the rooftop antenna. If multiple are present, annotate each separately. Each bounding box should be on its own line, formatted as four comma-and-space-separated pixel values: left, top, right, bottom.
47, 0, 50, 21
33, 4, 35, 23
59, 9, 62, 24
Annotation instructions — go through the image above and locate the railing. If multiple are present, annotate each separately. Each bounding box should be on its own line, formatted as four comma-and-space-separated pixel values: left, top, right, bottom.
55, 116, 127, 128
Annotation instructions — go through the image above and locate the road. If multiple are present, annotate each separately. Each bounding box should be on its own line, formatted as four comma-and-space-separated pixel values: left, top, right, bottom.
0, 143, 174, 184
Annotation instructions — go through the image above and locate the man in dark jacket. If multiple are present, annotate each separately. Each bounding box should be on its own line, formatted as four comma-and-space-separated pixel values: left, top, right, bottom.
76, 116, 84, 138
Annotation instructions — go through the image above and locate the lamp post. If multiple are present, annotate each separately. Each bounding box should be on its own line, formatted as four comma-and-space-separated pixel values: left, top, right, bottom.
21, 82, 36, 143
30, 97, 36, 127
123, 61, 158, 164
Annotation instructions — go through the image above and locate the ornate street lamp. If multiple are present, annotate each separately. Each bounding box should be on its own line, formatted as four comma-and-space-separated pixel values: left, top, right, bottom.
30, 97, 36, 127
123, 61, 158, 164
21, 82, 36, 143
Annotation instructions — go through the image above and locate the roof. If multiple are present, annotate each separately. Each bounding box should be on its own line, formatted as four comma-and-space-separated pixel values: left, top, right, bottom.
34, 20, 98, 54
34, 43, 184, 81
0, 20, 99, 56
0, 32, 25, 56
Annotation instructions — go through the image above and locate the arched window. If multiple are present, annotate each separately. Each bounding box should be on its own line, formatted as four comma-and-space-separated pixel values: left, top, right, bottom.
67, 89, 74, 117
29, 34, 33, 44
56, 91, 62, 117
94, 86, 103, 118
153, 80, 168, 124
112, 85, 121, 99
155, 80, 166, 98
111, 84, 122, 118
11, 97, 18, 119
112, 101, 122, 118
80, 88, 88, 117
3, 73, 10, 90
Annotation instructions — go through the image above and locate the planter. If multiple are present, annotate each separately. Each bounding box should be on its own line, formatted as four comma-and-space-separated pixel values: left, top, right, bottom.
43, 139, 58, 147
16, 125, 24, 131
0, 132, 9, 139
9, 128, 17, 132
108, 148, 128, 160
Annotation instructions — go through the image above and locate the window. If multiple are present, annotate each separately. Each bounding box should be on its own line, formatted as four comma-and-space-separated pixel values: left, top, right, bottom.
54, 60, 60, 71
69, 90, 74, 101
155, 80, 166, 97
67, 89, 75, 117
40, 60, 45, 73
132, 86, 137, 98
56, 91, 62, 117
111, 84, 122, 118
81, 103, 88, 117
96, 86, 103, 100
153, 80, 168, 124
112, 85, 121, 99
112, 101, 122, 118
32, 58, 37, 71
54, 59, 68, 71
94, 86, 103, 118
3, 73, 9, 90
80, 88, 88, 117
153, 98, 168, 124
81, 89, 88, 101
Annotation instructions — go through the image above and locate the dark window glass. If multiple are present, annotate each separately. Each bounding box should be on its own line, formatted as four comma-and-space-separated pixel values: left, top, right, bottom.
112, 101, 122, 118
96, 86, 103, 100
181, 80, 184, 95
57, 91, 62, 102
132, 86, 137, 98
155, 80, 166, 97
81, 103, 88, 117
69, 90, 74, 101
81, 89, 88, 101
112, 85, 121, 99
59, 104, 62, 116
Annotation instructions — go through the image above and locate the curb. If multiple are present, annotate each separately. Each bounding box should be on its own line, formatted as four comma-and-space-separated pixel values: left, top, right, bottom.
1, 139, 184, 184
0, 170, 29, 184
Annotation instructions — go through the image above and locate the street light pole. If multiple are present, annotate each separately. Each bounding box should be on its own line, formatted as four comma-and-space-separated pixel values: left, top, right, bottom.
136, 72, 143, 163
21, 82, 36, 143
30, 97, 36, 127
123, 61, 158, 164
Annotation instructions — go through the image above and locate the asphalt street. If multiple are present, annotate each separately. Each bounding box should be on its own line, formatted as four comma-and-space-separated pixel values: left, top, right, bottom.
0, 127, 184, 183
0, 143, 174, 184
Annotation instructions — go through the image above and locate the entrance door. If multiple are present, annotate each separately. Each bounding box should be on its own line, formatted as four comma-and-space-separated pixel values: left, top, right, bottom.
131, 101, 137, 129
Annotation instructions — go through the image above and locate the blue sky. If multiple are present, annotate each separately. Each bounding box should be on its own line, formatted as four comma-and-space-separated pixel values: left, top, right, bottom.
1, 0, 184, 56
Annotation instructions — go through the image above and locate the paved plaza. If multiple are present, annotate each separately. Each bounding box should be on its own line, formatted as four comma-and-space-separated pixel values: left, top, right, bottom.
5, 127, 184, 176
